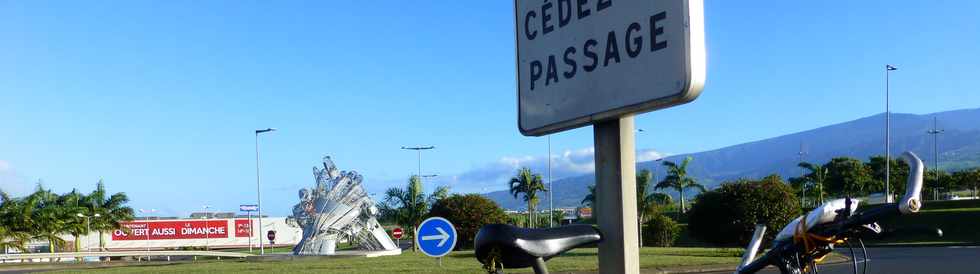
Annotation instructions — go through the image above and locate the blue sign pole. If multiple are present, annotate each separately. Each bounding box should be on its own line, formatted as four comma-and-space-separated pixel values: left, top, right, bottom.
415, 217, 457, 259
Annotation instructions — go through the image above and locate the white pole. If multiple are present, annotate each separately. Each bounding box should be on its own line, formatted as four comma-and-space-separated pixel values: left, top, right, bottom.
83, 216, 91, 252
247, 211, 253, 253
204, 206, 210, 251
885, 65, 893, 202
254, 128, 275, 255
255, 133, 264, 255
140, 209, 156, 261
594, 115, 639, 273
548, 135, 553, 228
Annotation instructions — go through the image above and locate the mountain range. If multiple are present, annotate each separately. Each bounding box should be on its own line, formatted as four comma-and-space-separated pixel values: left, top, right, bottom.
485, 108, 980, 210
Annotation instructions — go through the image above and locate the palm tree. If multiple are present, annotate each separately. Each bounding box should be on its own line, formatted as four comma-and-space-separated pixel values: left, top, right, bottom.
655, 157, 705, 214
0, 190, 34, 247
581, 184, 597, 209
0, 191, 30, 254
636, 169, 671, 247
509, 167, 547, 228
799, 162, 828, 204
381, 175, 449, 252
27, 185, 68, 254
0, 225, 30, 255
86, 179, 135, 251
57, 190, 89, 252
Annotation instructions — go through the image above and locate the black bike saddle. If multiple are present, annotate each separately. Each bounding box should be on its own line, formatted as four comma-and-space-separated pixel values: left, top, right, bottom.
475, 224, 602, 268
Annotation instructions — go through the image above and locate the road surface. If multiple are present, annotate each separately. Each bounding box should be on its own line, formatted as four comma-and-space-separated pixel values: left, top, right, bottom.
715, 246, 979, 274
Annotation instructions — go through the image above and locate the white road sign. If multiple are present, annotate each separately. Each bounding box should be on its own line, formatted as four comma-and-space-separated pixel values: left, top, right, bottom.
516, 0, 706, 136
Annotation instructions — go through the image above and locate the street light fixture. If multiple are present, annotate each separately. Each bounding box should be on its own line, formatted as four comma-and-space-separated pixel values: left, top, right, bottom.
401, 146, 434, 252
255, 127, 276, 255
139, 209, 157, 261
885, 64, 898, 203
203, 205, 211, 251
76, 213, 100, 252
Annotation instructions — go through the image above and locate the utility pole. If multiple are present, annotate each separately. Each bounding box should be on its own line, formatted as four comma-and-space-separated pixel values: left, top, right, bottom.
885, 64, 897, 202
928, 117, 944, 198
401, 145, 435, 252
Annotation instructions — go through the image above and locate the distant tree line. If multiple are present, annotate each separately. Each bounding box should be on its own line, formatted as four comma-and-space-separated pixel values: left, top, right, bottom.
790, 155, 980, 203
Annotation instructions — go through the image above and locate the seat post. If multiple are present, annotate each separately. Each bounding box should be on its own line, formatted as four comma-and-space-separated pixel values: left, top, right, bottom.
531, 257, 549, 274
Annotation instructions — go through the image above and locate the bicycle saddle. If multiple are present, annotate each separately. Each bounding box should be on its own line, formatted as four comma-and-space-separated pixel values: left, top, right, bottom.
475, 224, 602, 268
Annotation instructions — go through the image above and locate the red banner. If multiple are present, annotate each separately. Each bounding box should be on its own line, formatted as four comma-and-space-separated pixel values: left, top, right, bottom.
234, 219, 252, 237
112, 220, 228, 240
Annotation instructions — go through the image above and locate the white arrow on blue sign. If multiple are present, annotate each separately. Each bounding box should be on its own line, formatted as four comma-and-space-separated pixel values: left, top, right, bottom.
416, 217, 457, 257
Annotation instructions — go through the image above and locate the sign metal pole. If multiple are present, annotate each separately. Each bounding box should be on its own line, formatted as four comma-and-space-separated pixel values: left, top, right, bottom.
594, 115, 640, 274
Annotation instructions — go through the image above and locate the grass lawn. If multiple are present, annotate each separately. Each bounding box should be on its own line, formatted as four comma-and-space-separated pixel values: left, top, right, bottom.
49, 247, 742, 274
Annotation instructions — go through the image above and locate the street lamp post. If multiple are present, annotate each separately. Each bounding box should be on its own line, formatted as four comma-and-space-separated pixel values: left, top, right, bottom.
928, 117, 944, 198
75, 213, 100, 252
255, 128, 276, 255
799, 142, 806, 208
401, 146, 434, 252
203, 205, 211, 251
548, 135, 553, 228
885, 64, 898, 203
138, 209, 157, 261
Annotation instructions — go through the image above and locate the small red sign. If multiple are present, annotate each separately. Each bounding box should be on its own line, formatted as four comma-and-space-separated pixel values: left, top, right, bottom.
267, 230, 276, 241
234, 219, 252, 237
392, 227, 404, 239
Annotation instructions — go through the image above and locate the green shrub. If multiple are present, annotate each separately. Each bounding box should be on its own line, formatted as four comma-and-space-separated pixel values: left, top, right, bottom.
428, 194, 509, 250
643, 214, 680, 247
687, 174, 801, 246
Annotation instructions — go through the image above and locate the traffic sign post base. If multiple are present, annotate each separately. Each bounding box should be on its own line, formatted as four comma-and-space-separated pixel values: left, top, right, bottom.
594, 115, 640, 273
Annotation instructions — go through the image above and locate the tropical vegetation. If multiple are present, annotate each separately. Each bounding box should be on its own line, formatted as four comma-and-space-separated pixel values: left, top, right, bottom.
0, 180, 133, 254
635, 169, 671, 247
508, 167, 547, 228
378, 175, 449, 252
643, 213, 680, 247
428, 194, 508, 250
687, 174, 801, 246
656, 157, 705, 214
789, 155, 980, 201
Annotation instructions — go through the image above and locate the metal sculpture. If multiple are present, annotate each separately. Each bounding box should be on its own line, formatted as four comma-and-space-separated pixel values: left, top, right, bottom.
292, 156, 398, 255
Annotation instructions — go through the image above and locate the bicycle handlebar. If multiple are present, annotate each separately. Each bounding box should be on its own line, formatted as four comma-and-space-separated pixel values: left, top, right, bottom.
898, 151, 924, 215
735, 151, 925, 274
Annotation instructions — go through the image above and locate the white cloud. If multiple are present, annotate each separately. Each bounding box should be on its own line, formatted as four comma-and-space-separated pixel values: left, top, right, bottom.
637, 149, 668, 162
437, 147, 667, 194
0, 160, 30, 196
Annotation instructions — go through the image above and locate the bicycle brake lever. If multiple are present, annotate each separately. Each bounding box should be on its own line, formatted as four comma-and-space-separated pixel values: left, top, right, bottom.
857, 222, 882, 236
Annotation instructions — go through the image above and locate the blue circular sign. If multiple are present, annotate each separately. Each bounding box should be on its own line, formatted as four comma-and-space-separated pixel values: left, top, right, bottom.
415, 217, 457, 257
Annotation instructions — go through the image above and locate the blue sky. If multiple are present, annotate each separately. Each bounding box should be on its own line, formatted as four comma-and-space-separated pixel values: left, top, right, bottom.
2, 1, 979, 217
